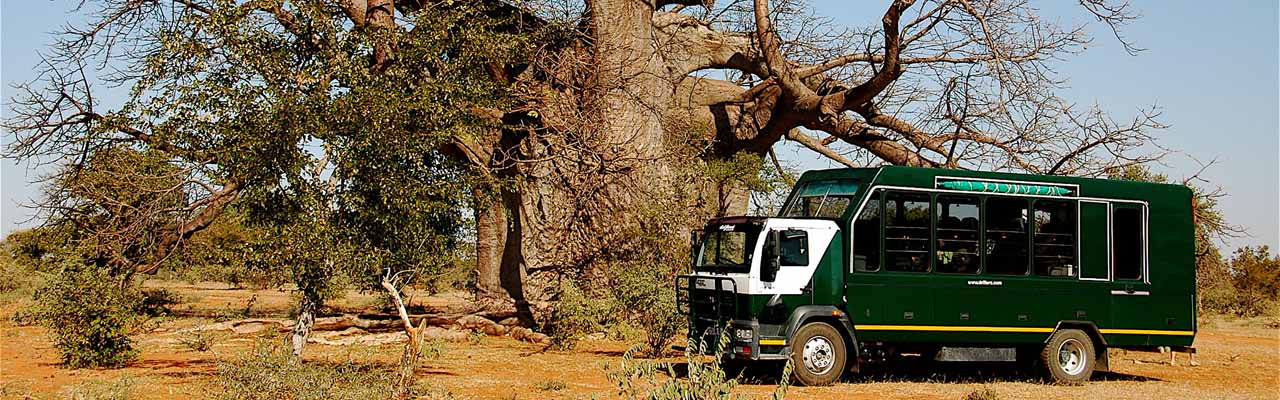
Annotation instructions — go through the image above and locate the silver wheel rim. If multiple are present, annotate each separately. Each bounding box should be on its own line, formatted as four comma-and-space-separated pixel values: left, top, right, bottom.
1056, 338, 1087, 376
801, 335, 836, 375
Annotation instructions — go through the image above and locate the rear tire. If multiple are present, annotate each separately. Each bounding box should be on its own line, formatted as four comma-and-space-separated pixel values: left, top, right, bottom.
789, 322, 846, 386
1040, 329, 1095, 384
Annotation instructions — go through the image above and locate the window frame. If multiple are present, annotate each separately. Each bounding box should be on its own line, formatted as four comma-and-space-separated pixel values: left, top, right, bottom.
775, 229, 810, 267
882, 190, 934, 273
1030, 198, 1079, 278
1111, 203, 1148, 283
981, 195, 1032, 277
934, 194, 982, 275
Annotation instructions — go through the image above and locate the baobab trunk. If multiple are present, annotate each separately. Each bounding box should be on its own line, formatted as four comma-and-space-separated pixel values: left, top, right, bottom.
474, 189, 506, 302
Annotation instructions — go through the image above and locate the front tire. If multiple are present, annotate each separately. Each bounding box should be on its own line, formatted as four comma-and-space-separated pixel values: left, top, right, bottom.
789, 322, 846, 386
1040, 329, 1095, 384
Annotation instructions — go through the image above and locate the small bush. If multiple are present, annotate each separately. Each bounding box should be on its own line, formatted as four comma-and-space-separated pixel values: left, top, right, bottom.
419, 338, 445, 360
609, 262, 684, 357
549, 282, 611, 349
962, 387, 1001, 400
30, 262, 144, 368
217, 341, 406, 400
534, 379, 567, 392
178, 330, 220, 352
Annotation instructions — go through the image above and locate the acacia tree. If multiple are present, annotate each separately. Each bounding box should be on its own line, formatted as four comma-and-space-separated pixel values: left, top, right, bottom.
6, 0, 1165, 331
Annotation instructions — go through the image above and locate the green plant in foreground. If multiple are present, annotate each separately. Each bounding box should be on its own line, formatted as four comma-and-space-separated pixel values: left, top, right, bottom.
606, 326, 791, 399
31, 263, 144, 368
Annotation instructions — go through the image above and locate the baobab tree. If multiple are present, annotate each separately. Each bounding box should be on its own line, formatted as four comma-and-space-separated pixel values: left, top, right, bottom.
464, 0, 1163, 316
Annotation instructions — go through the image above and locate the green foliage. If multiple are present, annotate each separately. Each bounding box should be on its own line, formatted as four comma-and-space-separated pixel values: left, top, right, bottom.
549, 282, 611, 349
605, 329, 791, 400
4, 227, 75, 272
608, 262, 685, 357
216, 341, 412, 400
30, 262, 144, 368
1208, 246, 1280, 317
0, 247, 43, 305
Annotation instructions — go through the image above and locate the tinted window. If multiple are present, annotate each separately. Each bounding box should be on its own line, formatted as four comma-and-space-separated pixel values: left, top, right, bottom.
885, 192, 930, 272
853, 191, 882, 272
1113, 206, 1144, 280
936, 195, 980, 274
984, 197, 1029, 275
1033, 200, 1077, 277
777, 230, 809, 266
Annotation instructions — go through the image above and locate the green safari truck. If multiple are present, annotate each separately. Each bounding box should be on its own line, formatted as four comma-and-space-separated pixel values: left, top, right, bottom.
677, 166, 1196, 385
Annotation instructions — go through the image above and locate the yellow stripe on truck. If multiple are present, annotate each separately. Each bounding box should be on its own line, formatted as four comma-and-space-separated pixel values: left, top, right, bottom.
1097, 328, 1195, 336
853, 325, 1194, 336
758, 339, 786, 346
854, 325, 1054, 333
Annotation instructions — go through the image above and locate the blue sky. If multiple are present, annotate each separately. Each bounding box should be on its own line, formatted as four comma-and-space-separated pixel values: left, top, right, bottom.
3, 1, 1277, 253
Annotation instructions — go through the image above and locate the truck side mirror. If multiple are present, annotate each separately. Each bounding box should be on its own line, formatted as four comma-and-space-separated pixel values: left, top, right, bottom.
761, 230, 781, 282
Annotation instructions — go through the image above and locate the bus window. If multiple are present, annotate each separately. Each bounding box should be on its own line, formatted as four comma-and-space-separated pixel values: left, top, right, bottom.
885, 191, 931, 272
1113, 206, 1145, 280
984, 197, 1029, 275
936, 195, 980, 274
853, 191, 882, 272
1033, 200, 1077, 277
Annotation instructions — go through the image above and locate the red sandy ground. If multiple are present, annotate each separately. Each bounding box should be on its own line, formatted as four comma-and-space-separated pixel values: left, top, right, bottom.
1, 282, 1277, 399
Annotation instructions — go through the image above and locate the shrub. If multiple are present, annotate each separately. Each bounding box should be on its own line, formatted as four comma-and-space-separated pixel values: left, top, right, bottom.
609, 262, 684, 357
605, 329, 791, 400
962, 387, 1000, 400
534, 379, 567, 392
178, 329, 220, 353
30, 262, 144, 368
217, 341, 408, 400
548, 282, 611, 349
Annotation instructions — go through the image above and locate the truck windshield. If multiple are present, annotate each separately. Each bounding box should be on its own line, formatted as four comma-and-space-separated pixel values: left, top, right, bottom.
781, 179, 861, 218
696, 224, 760, 273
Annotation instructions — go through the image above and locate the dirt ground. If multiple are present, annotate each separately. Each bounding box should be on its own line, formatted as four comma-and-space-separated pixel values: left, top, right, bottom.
1, 281, 1277, 400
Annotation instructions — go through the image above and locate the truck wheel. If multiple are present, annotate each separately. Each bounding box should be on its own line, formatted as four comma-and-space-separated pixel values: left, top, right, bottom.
789, 322, 846, 386
1040, 329, 1095, 384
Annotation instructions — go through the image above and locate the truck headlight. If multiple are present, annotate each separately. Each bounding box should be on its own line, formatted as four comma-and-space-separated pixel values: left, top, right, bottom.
735, 328, 753, 341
